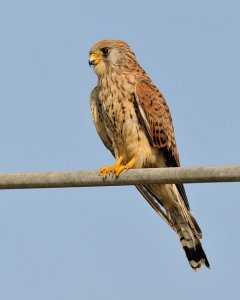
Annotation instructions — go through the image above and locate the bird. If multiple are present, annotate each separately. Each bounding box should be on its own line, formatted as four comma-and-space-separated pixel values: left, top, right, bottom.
88, 39, 210, 270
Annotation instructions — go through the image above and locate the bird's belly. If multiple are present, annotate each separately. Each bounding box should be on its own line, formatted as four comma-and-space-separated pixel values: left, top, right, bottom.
102, 103, 163, 168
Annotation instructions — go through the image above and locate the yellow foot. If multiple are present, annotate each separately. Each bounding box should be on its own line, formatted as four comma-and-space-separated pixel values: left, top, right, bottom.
100, 156, 136, 178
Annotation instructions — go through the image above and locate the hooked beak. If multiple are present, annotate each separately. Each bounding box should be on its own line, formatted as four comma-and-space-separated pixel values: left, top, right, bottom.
88, 53, 101, 66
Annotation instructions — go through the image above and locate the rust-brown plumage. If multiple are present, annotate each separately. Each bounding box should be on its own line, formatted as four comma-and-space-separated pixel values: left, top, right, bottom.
89, 40, 209, 270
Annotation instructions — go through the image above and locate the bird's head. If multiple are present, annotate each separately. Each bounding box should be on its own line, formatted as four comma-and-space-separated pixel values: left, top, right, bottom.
88, 40, 137, 77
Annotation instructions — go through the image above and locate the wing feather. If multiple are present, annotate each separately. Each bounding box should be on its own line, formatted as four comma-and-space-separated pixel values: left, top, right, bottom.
135, 80, 190, 210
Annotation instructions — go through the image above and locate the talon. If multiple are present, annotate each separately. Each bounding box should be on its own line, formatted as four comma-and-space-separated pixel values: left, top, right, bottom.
99, 156, 136, 178
99, 156, 124, 177
99, 167, 111, 178
115, 165, 126, 177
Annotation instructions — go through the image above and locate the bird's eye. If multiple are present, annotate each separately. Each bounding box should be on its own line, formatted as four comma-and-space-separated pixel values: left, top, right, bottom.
101, 48, 109, 56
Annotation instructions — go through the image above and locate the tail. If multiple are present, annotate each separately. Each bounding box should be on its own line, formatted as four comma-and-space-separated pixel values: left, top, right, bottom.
173, 209, 210, 271
136, 185, 210, 270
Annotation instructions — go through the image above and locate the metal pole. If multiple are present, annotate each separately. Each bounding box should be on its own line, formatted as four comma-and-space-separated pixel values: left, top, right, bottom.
0, 166, 239, 190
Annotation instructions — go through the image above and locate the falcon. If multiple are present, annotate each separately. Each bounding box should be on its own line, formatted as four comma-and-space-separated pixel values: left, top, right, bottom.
88, 40, 210, 270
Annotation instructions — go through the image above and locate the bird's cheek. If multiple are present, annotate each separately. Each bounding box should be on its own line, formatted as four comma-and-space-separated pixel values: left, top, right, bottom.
94, 61, 107, 76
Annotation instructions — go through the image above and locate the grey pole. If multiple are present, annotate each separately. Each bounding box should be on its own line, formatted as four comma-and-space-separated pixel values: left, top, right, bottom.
0, 166, 240, 190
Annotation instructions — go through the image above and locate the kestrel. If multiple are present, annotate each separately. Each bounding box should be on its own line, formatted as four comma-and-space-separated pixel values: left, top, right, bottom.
88, 40, 210, 270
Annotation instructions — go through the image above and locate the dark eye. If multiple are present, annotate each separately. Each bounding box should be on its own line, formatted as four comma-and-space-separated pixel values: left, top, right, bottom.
101, 48, 109, 55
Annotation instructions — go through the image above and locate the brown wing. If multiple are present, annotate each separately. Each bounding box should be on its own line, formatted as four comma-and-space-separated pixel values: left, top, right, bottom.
135, 80, 179, 165
135, 80, 190, 209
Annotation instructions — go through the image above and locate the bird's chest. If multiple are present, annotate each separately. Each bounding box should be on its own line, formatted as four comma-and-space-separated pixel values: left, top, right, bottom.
99, 93, 126, 134
98, 79, 141, 151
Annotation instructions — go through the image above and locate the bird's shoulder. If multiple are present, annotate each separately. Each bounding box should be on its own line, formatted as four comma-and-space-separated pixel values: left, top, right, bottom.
90, 86, 99, 98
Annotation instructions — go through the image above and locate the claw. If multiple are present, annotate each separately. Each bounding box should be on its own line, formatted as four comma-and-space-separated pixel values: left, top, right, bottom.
100, 156, 124, 177
99, 156, 136, 178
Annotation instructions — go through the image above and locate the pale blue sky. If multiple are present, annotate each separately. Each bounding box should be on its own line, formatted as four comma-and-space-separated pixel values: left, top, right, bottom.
1, 0, 240, 299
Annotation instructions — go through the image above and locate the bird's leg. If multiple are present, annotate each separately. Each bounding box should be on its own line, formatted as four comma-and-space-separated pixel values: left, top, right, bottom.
114, 157, 136, 177
99, 156, 136, 178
